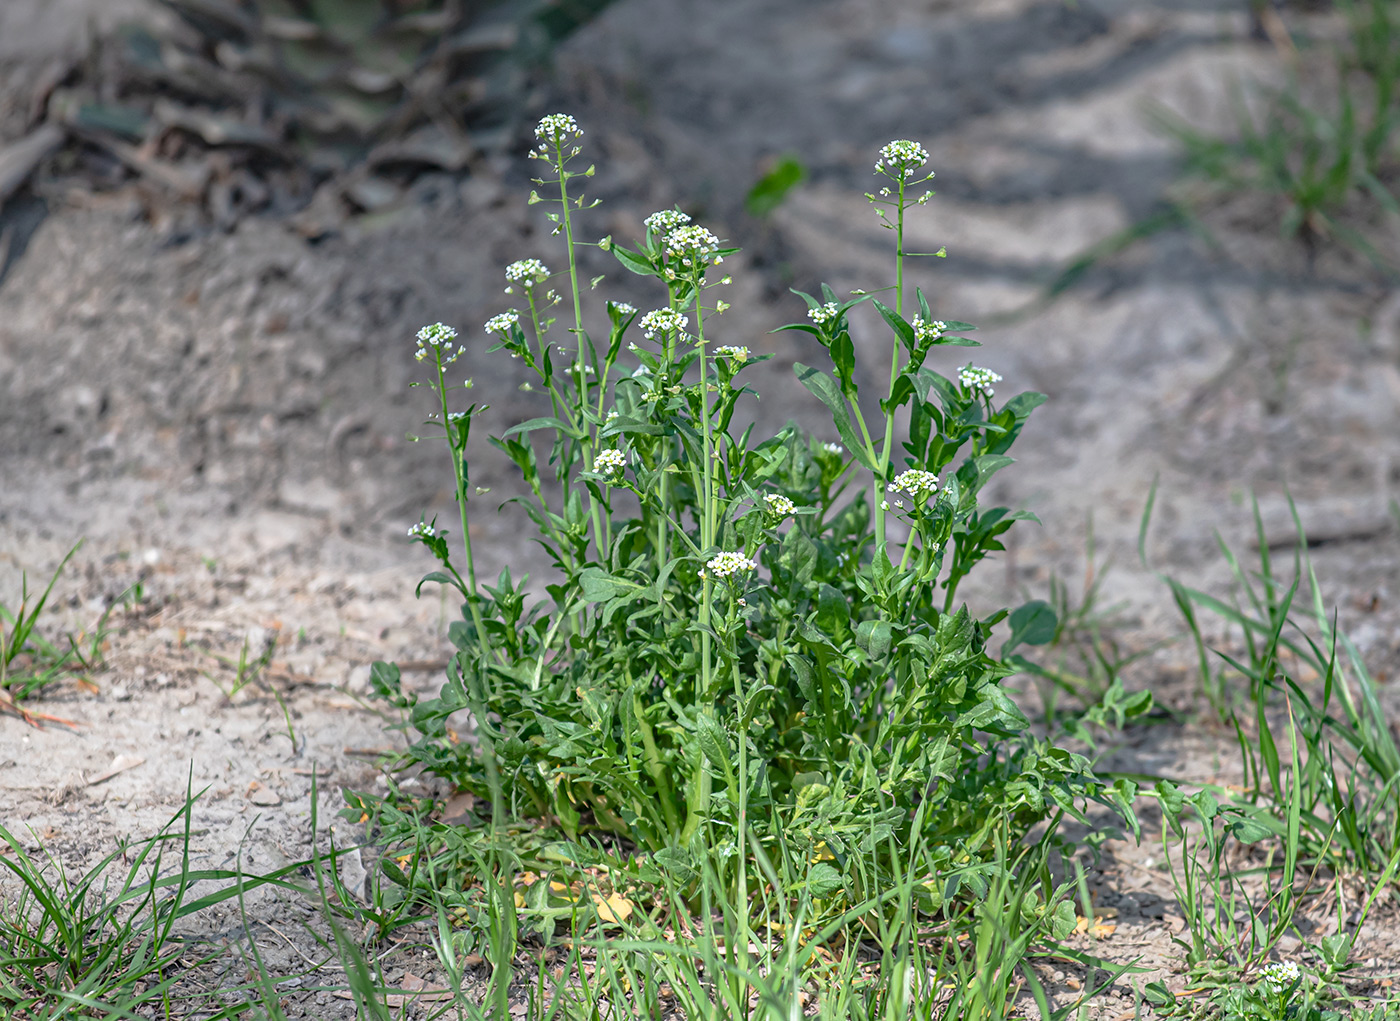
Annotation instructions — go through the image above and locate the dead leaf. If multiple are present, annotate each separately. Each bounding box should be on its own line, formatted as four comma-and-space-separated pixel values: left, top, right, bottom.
593, 891, 633, 925
1073, 914, 1117, 939
86, 754, 145, 785
0, 687, 82, 728
437, 790, 476, 824
0, 123, 66, 205
385, 971, 454, 1008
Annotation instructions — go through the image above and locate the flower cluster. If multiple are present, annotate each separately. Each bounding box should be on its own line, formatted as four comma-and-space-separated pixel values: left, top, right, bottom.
484, 311, 519, 337
613, 302, 636, 316
594, 448, 627, 477
808, 302, 840, 325
959, 365, 1003, 396
912, 317, 946, 344
1262, 961, 1300, 990
704, 551, 757, 579
822, 442, 843, 455
414, 322, 464, 364
764, 493, 795, 518
713, 345, 749, 361
645, 208, 691, 236
407, 522, 437, 539
505, 259, 550, 287
876, 139, 930, 179
892, 469, 940, 501
534, 113, 582, 147
664, 224, 721, 271
639, 308, 688, 339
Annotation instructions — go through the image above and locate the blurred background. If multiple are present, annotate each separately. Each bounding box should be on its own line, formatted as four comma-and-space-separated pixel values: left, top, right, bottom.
0, 0, 1397, 668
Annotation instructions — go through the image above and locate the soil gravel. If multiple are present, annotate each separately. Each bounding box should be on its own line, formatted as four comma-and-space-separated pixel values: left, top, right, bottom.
2, 0, 1400, 1015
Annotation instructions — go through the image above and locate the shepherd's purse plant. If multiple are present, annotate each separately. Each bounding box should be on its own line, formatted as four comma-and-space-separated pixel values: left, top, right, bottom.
366, 116, 1143, 937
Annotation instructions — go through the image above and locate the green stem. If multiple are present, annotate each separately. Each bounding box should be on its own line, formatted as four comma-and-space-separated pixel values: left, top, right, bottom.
553, 141, 607, 562
633, 689, 681, 836
729, 632, 751, 991
526, 288, 564, 425
682, 275, 719, 846
874, 177, 908, 560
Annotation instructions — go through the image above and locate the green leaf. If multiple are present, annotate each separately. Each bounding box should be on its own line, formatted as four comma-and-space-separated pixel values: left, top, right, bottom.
813, 584, 848, 635
578, 567, 642, 603
651, 846, 698, 884
785, 654, 817, 703
369, 661, 414, 708
613, 244, 657, 276
745, 155, 805, 217
1227, 813, 1278, 844
872, 299, 916, 355
855, 619, 893, 660
502, 416, 583, 440
829, 330, 857, 398
695, 714, 732, 772
778, 519, 818, 590
415, 571, 459, 597
1004, 391, 1047, 420
794, 363, 872, 469
804, 862, 843, 898
1003, 600, 1057, 654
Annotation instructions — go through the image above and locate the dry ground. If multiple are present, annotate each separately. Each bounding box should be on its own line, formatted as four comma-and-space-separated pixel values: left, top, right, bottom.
2, 0, 1399, 1015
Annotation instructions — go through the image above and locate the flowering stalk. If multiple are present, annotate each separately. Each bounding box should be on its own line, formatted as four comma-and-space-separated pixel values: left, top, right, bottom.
535, 115, 607, 560
871, 140, 933, 557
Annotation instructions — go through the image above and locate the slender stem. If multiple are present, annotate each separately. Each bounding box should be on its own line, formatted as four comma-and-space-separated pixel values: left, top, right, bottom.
729, 625, 751, 986
526, 288, 565, 425
697, 287, 715, 699
874, 177, 908, 559
553, 141, 607, 561
681, 275, 720, 846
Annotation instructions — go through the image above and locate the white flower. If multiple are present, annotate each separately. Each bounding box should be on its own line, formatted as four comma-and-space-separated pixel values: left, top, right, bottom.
807, 302, 840, 326
485, 311, 519, 336
958, 364, 1003, 396
594, 448, 627, 477
446, 411, 468, 424
414, 324, 465, 365
505, 259, 550, 285
664, 224, 721, 270
407, 522, 437, 539
414, 322, 458, 361
714, 345, 749, 361
416, 322, 457, 346
764, 493, 795, 518
645, 208, 691, 236
705, 551, 757, 579
534, 113, 582, 144
875, 139, 931, 180
822, 442, 843, 455
892, 469, 939, 501
639, 308, 688, 339
1262, 961, 1300, 989
613, 302, 636, 316
912, 317, 946, 344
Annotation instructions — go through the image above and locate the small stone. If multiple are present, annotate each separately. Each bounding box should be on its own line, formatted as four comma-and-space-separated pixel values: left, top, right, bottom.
248, 785, 282, 807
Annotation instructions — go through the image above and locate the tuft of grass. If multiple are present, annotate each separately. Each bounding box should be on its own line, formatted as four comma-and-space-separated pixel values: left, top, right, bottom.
1, 785, 218, 1017
1150, 0, 1400, 273
0, 541, 130, 726
1155, 496, 1400, 878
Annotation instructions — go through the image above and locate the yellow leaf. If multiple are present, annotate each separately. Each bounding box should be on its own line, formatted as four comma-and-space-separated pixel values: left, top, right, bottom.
593, 891, 633, 924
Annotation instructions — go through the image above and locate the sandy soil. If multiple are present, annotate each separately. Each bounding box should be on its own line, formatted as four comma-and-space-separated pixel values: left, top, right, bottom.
2, 0, 1399, 1015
